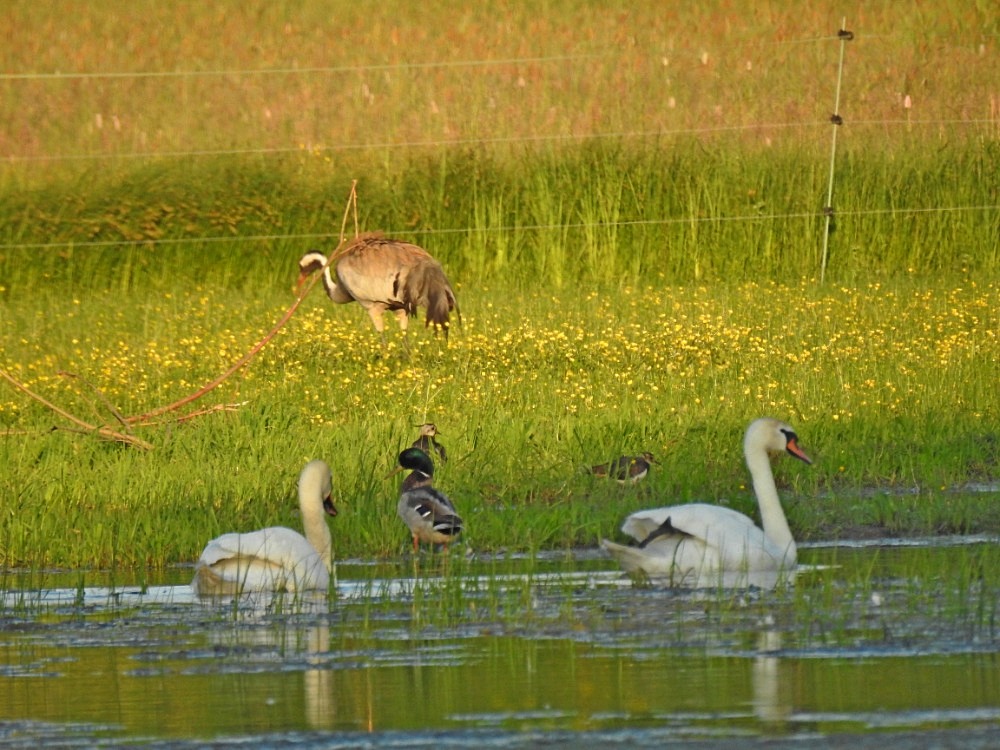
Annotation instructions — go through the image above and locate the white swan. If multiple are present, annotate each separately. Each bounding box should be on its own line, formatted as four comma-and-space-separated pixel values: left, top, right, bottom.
191, 460, 338, 595
601, 418, 812, 588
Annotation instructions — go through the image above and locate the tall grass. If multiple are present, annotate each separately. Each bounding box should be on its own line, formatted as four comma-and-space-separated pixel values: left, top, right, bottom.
1, 1, 995, 163
2, 140, 997, 294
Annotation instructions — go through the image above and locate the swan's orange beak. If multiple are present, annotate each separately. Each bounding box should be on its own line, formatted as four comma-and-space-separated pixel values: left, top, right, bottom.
785, 438, 812, 465
323, 494, 338, 517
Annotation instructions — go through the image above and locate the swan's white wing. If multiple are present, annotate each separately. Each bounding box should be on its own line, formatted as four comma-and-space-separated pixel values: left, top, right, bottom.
600, 539, 699, 583
193, 527, 329, 594
621, 504, 751, 543
652, 504, 788, 570
607, 503, 791, 585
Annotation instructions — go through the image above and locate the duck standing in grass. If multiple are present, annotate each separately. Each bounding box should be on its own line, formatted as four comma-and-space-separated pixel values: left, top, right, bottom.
411, 422, 448, 464
591, 452, 656, 484
389, 447, 463, 551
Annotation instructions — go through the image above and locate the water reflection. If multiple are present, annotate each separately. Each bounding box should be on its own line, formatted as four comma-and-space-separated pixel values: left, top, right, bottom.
0, 539, 998, 745
304, 622, 334, 729
752, 629, 790, 726
193, 591, 336, 731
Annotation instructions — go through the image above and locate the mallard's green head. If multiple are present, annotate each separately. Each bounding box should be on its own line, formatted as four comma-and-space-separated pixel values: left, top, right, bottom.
397, 447, 435, 477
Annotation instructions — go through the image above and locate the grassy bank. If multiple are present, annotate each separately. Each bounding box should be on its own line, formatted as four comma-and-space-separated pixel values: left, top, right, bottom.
1, 2, 997, 570
2, 1, 995, 162
1, 272, 998, 568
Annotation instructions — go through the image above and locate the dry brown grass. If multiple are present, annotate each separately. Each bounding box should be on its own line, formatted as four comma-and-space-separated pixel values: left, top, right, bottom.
2, 1, 996, 165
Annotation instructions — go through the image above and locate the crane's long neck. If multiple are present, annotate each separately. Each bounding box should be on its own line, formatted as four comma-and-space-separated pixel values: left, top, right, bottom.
300, 252, 354, 305
746, 448, 796, 564
320, 262, 354, 304
301, 489, 334, 573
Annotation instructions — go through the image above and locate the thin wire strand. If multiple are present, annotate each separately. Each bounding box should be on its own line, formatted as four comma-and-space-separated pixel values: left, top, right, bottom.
0, 53, 611, 81
0, 29, 853, 82
1, 205, 993, 252
2, 121, 827, 163
6, 117, 993, 165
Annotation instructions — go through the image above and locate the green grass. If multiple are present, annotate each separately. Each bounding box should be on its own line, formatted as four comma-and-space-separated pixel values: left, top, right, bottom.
0, 2, 998, 570
1, 271, 998, 568
2, 142, 997, 292
1, 1, 996, 163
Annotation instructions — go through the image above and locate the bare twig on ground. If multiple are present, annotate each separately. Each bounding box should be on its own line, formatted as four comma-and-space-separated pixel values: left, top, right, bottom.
0, 183, 363, 449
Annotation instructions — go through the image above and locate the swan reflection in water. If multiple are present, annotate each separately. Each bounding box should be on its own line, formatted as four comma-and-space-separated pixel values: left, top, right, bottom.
196, 591, 336, 730
303, 621, 334, 729
753, 629, 792, 727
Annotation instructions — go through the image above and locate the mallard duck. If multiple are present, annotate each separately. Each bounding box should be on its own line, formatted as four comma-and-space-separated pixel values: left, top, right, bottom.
191, 460, 338, 595
590, 452, 656, 483
601, 418, 812, 588
411, 422, 448, 464
389, 447, 462, 551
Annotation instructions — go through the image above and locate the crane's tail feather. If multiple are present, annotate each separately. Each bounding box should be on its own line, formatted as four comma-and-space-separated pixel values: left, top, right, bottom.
402, 261, 458, 337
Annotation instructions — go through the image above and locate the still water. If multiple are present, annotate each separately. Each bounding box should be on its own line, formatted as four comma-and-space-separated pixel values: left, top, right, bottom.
1, 537, 999, 748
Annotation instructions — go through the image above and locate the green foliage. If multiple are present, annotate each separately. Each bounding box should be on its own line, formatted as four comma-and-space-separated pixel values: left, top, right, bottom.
1, 271, 998, 568
1, 1, 997, 571
1, 141, 997, 297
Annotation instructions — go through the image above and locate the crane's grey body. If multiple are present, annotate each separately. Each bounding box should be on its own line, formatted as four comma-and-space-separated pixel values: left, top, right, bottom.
298, 234, 459, 342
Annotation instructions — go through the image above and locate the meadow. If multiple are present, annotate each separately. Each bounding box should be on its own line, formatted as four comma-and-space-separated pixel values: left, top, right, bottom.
1, 271, 997, 568
0, 1, 998, 569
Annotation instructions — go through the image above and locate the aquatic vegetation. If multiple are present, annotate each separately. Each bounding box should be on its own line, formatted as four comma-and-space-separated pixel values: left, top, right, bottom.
1, 543, 998, 744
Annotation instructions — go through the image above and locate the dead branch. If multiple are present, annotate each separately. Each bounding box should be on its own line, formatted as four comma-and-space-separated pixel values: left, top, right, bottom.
58, 370, 132, 431
135, 401, 249, 427
0, 369, 154, 450
126, 183, 360, 425
0, 183, 362, 449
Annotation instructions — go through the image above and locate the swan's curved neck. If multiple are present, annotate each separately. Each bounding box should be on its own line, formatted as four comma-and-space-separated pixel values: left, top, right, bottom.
746, 447, 796, 563
301, 490, 334, 572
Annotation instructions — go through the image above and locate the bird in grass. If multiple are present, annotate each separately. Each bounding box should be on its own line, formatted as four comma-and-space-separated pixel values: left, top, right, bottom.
411, 422, 448, 464
297, 233, 460, 344
590, 452, 656, 484
388, 447, 463, 551
601, 418, 812, 588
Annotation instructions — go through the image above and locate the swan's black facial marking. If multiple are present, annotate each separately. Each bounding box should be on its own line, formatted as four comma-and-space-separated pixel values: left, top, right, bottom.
780, 428, 813, 465
323, 494, 338, 517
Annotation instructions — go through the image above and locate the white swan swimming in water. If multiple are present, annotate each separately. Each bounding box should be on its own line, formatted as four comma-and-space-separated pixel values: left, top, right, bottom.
191, 460, 338, 595
601, 418, 812, 588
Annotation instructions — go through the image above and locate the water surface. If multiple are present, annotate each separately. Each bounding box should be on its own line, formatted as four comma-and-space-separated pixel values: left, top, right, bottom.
1, 538, 999, 747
